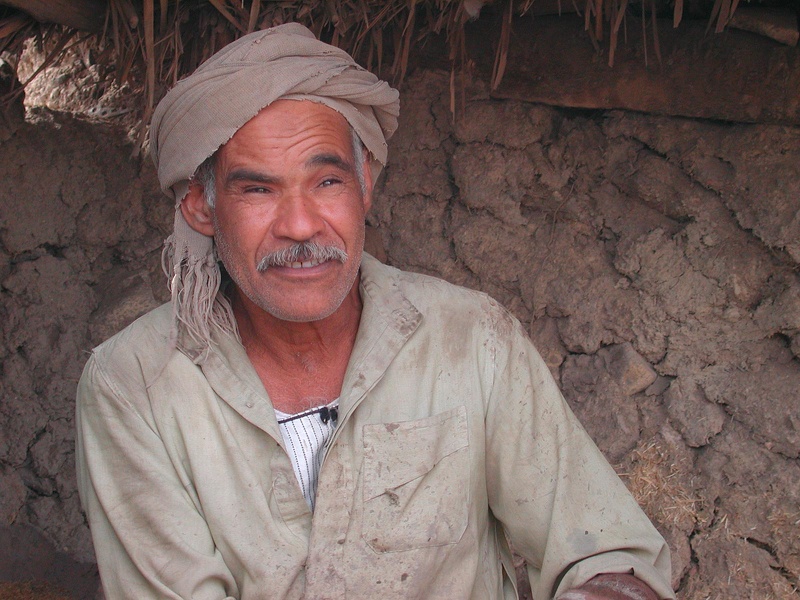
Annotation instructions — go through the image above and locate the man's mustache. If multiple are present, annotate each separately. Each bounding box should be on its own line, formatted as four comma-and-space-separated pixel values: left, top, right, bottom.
256, 241, 348, 272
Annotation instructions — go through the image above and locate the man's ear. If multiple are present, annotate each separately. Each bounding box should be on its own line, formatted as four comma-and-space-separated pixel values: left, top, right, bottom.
181, 182, 215, 237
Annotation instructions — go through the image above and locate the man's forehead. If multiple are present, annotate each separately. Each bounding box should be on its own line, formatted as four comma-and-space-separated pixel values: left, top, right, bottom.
212, 100, 356, 175
219, 99, 351, 153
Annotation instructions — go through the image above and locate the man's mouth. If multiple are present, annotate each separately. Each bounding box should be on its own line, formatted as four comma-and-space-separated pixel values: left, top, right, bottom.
288, 258, 323, 269
257, 241, 348, 272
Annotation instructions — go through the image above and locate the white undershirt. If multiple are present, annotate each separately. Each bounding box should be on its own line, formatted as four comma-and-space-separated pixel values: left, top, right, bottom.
274, 400, 339, 511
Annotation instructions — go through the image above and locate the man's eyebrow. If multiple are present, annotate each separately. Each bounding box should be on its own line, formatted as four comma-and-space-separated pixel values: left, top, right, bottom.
224, 155, 352, 184
225, 169, 278, 185
307, 153, 353, 172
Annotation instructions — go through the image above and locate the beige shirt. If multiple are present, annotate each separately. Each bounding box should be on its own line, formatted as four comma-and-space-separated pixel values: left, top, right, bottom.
76, 254, 675, 600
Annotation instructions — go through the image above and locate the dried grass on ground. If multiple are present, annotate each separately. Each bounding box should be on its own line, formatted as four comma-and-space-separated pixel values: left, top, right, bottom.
620, 441, 701, 533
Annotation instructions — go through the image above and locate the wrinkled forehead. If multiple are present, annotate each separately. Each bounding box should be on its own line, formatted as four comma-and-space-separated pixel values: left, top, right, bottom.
213, 99, 360, 168
233, 99, 352, 145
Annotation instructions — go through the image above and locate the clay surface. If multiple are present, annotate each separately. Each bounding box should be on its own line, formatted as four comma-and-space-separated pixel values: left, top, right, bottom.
1, 68, 799, 598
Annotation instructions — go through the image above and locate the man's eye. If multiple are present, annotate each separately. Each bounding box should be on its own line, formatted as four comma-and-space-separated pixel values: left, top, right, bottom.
245, 186, 271, 194
320, 178, 342, 187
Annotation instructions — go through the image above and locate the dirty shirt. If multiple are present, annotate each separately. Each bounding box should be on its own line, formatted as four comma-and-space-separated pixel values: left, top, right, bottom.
76, 254, 675, 600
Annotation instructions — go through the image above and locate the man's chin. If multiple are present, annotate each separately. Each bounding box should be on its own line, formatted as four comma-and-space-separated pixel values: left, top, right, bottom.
234, 259, 363, 324
268, 307, 327, 323
255, 291, 353, 323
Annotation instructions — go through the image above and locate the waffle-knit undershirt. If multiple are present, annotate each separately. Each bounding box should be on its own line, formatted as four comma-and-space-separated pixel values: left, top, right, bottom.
274, 400, 339, 511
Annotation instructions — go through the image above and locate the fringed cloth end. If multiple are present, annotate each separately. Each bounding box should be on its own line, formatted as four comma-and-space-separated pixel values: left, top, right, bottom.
161, 209, 239, 360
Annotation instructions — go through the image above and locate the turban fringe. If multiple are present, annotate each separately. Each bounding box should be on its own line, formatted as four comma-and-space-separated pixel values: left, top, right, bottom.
149, 23, 400, 355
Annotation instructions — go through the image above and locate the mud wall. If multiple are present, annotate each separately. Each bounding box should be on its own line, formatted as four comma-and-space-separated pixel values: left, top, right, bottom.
1, 69, 798, 598
0, 104, 170, 595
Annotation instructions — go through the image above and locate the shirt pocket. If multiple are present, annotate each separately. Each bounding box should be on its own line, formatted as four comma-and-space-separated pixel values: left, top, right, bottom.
361, 405, 470, 553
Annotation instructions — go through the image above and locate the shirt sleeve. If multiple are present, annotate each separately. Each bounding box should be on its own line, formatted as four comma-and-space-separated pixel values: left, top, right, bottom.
76, 353, 239, 600
482, 309, 676, 599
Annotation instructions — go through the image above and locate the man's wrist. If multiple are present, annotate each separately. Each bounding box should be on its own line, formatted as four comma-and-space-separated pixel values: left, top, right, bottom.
556, 573, 660, 600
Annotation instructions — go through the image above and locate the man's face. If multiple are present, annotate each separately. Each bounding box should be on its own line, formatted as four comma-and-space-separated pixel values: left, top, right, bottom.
194, 99, 372, 323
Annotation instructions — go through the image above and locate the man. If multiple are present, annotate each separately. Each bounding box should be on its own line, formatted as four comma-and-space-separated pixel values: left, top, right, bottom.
76, 23, 675, 600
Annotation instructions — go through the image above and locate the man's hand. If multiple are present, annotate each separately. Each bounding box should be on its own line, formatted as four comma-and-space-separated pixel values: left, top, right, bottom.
557, 573, 660, 600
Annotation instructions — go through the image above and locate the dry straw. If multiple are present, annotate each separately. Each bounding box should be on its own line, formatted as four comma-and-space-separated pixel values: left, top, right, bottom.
1, 0, 745, 120
618, 440, 701, 532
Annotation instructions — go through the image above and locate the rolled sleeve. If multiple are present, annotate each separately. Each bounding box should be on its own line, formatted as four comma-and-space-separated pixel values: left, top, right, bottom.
552, 549, 675, 599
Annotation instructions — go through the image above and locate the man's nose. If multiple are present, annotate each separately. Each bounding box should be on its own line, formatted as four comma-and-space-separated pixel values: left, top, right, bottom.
271, 191, 325, 241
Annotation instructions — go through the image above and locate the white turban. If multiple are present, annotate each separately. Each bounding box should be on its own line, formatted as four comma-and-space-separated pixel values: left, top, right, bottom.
148, 23, 400, 353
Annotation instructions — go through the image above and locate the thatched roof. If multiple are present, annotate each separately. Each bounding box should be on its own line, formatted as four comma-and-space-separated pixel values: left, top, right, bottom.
1, 0, 798, 126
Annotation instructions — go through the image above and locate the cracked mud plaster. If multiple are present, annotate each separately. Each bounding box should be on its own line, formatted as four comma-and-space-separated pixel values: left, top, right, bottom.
1, 67, 799, 598
372, 69, 800, 598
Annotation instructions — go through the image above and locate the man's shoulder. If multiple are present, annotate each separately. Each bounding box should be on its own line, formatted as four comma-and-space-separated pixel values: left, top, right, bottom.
397, 269, 497, 312
88, 303, 176, 379
362, 255, 516, 332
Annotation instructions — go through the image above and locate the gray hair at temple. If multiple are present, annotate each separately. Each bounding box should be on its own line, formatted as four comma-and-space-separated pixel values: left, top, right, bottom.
149, 23, 399, 354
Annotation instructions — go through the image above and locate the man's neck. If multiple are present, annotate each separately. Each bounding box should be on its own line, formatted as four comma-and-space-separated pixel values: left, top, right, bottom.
231, 281, 363, 414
